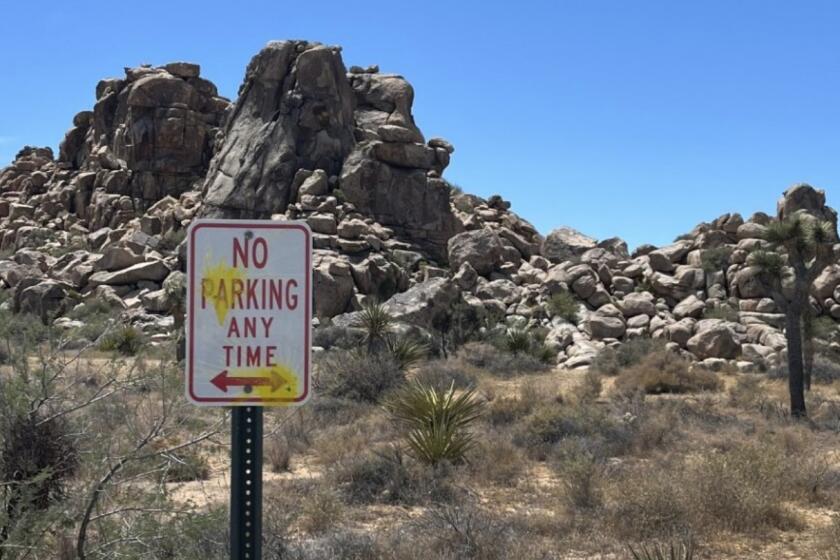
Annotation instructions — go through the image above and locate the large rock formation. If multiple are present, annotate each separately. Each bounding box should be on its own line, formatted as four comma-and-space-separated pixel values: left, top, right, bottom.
0, 40, 837, 374
201, 40, 460, 260
202, 41, 354, 217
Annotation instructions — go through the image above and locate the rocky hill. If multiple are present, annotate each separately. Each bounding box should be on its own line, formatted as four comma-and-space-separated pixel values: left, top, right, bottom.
1, 39, 838, 371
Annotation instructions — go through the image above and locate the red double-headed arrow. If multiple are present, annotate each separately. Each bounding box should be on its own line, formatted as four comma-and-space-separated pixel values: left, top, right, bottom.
210, 369, 286, 393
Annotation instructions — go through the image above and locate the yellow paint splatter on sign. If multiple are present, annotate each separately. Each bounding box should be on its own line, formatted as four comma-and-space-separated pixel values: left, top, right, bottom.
233, 364, 300, 400
201, 255, 246, 325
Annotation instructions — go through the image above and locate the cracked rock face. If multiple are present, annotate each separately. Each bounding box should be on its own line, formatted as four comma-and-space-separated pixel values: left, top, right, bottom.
202, 41, 355, 218
201, 40, 460, 259
62, 62, 229, 206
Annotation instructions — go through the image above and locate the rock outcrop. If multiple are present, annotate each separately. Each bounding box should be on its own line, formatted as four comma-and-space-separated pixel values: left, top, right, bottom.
0, 40, 838, 374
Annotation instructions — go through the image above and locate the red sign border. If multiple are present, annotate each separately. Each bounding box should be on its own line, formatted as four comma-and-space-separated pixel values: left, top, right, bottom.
186, 220, 312, 406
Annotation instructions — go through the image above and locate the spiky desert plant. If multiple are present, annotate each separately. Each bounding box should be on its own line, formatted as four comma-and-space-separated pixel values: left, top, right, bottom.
386, 335, 428, 371
352, 300, 393, 354
503, 327, 532, 355
384, 381, 484, 465
748, 209, 835, 417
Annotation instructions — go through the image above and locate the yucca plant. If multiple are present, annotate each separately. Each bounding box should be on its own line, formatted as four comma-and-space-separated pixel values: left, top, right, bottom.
386, 334, 428, 371
627, 539, 695, 560
503, 327, 532, 355
384, 381, 484, 465
352, 300, 393, 353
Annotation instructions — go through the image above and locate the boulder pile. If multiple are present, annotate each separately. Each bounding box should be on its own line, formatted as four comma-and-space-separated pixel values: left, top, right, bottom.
0, 40, 837, 371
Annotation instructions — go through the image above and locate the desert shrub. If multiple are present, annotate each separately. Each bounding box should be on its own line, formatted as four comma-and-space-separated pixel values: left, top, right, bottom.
266, 435, 292, 472
590, 337, 667, 376
573, 370, 603, 403
0, 308, 53, 363
384, 381, 484, 465
402, 503, 516, 560
67, 299, 119, 342
98, 324, 146, 355
331, 447, 454, 505
294, 530, 382, 560
485, 395, 535, 426
610, 438, 814, 539
813, 316, 840, 341
683, 441, 795, 532
728, 374, 764, 409
413, 360, 477, 391
312, 415, 390, 468
610, 462, 692, 539
316, 349, 404, 403
614, 350, 722, 395
164, 450, 211, 482
626, 539, 696, 560
769, 351, 840, 384
496, 327, 554, 363
468, 433, 525, 485
0, 411, 79, 512
553, 439, 603, 509
332, 447, 411, 504
313, 325, 362, 350
699, 246, 732, 273
308, 395, 373, 429
513, 400, 632, 461
119, 506, 229, 559
547, 290, 579, 323
456, 342, 549, 377
299, 488, 345, 534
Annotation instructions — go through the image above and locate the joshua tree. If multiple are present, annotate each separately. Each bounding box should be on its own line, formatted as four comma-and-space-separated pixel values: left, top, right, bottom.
749, 212, 834, 417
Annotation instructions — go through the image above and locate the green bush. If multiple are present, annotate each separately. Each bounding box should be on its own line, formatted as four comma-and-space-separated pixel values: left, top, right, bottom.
332, 446, 454, 505
67, 299, 120, 342
813, 316, 839, 341
316, 349, 405, 403
384, 381, 484, 465
98, 324, 146, 355
514, 400, 632, 461
457, 342, 549, 377
554, 440, 603, 509
547, 290, 580, 323
699, 246, 732, 273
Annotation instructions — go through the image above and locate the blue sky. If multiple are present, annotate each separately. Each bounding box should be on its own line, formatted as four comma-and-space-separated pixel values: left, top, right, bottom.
1, 1, 838, 249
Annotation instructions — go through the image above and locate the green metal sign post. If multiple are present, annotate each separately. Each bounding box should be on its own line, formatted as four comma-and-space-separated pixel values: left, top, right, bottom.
230, 407, 263, 560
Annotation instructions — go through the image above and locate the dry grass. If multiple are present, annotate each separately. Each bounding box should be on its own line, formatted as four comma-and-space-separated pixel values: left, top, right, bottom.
4, 332, 840, 559
614, 349, 723, 395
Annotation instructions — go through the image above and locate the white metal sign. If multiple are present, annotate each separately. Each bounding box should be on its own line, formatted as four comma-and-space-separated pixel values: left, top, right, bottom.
185, 219, 312, 406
